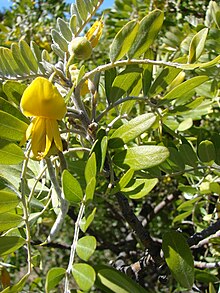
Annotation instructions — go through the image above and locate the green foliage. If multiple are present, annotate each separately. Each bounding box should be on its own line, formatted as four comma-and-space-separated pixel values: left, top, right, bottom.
0, 0, 220, 292
162, 231, 194, 289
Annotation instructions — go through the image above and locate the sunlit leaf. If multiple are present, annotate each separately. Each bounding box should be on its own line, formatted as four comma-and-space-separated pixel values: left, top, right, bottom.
62, 170, 83, 203
0, 190, 20, 213
113, 145, 169, 171
45, 267, 65, 293
85, 152, 97, 185
58, 18, 73, 42
96, 266, 149, 293
110, 20, 139, 62
0, 140, 25, 165
160, 76, 209, 103
128, 9, 164, 58
111, 65, 142, 102
0, 111, 28, 141
122, 178, 158, 199
76, 236, 96, 261
0, 212, 23, 232
188, 28, 209, 63
72, 263, 96, 291
109, 113, 156, 147
19, 40, 38, 73
80, 208, 96, 233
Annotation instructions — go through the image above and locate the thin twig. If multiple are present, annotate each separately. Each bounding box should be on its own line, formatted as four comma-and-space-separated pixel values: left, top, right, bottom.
20, 148, 32, 275
64, 196, 86, 293
45, 158, 69, 243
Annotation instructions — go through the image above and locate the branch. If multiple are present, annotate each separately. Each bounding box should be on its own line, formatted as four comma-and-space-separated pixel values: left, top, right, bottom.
187, 219, 220, 247
115, 192, 163, 266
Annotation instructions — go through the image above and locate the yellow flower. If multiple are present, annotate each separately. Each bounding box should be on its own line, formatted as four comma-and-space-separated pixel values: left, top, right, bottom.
86, 20, 104, 48
20, 77, 66, 160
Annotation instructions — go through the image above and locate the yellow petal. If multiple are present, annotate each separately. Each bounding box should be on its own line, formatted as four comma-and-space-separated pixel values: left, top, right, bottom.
86, 20, 103, 48
44, 119, 54, 157
20, 77, 66, 120
46, 119, 63, 152
20, 118, 35, 146
31, 117, 46, 159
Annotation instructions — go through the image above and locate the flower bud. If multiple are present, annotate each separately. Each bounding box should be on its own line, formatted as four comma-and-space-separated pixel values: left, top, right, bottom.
86, 20, 103, 48
68, 37, 92, 60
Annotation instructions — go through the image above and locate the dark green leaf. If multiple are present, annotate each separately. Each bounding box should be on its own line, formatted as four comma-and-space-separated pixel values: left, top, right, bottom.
179, 144, 198, 167
0, 236, 25, 256
105, 67, 117, 102
211, 133, 220, 165
198, 140, 216, 163
111, 65, 142, 102
162, 231, 194, 289
142, 49, 154, 96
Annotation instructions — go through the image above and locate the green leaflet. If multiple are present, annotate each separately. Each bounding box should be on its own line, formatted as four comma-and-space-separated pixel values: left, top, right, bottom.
72, 263, 96, 291
76, 236, 97, 261
160, 75, 209, 103
110, 65, 142, 102
45, 267, 65, 293
198, 140, 216, 163
122, 178, 158, 199
51, 29, 68, 52
109, 113, 156, 148
188, 28, 209, 63
110, 20, 139, 62
113, 145, 169, 171
0, 212, 23, 232
57, 18, 73, 42
0, 236, 25, 257
128, 9, 164, 59
0, 111, 28, 141
62, 170, 83, 204
76, 0, 88, 21
96, 266, 149, 293
0, 190, 20, 213
19, 40, 39, 73
162, 231, 194, 289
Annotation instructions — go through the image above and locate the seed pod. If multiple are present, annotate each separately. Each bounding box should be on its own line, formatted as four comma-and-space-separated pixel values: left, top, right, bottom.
68, 37, 92, 60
